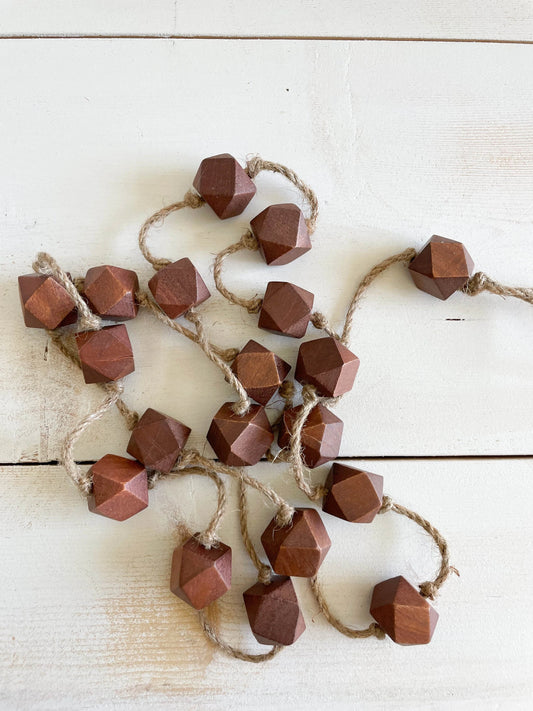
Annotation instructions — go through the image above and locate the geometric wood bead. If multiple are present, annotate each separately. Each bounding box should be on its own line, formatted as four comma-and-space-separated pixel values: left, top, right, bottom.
83, 265, 139, 321
370, 575, 439, 645
192, 153, 257, 220
243, 575, 306, 646
170, 537, 232, 610
322, 463, 384, 523
18, 273, 77, 330
87, 454, 148, 521
277, 403, 343, 469
206, 402, 274, 467
126, 408, 191, 474
148, 258, 210, 319
250, 203, 311, 266
230, 340, 291, 406
408, 235, 474, 300
258, 281, 314, 338
295, 336, 360, 398
260, 508, 332, 578
75, 324, 135, 384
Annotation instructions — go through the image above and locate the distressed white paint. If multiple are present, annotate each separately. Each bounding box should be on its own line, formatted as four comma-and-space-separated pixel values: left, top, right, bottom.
0, 40, 532, 462
0, 460, 531, 709
1, 1, 533, 40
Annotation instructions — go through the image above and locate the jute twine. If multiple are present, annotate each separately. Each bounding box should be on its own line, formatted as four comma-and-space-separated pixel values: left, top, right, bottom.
463, 271, 533, 304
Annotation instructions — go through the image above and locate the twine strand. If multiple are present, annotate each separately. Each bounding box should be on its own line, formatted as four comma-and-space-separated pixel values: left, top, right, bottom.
198, 608, 282, 663
138, 190, 205, 271
32, 252, 101, 331
462, 271, 533, 304
212, 230, 263, 314
238, 479, 272, 585
287, 385, 326, 501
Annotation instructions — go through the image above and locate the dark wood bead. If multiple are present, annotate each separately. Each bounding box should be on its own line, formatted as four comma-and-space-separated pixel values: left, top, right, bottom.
370, 575, 439, 645
278, 403, 343, 469
207, 402, 274, 467
258, 281, 314, 338
261, 508, 331, 577
408, 235, 474, 300
148, 258, 210, 319
250, 203, 311, 266
170, 537, 232, 610
231, 340, 291, 406
83, 265, 139, 321
193, 153, 256, 219
126, 408, 191, 473
76, 324, 135, 384
243, 575, 306, 646
18, 273, 77, 330
295, 336, 360, 398
88, 454, 148, 521
322, 463, 383, 523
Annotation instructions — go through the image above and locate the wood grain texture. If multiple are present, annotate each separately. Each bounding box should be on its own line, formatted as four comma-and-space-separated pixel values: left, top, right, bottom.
0, 459, 531, 708
1, 1, 533, 41
0, 39, 532, 461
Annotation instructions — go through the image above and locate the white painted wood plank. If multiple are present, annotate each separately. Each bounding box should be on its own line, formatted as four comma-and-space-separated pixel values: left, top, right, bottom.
1, 39, 532, 461
0, 459, 531, 709
2, 1, 533, 40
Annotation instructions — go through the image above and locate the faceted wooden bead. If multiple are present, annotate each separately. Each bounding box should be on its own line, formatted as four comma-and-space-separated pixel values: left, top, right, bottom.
258, 281, 314, 338
83, 265, 139, 321
18, 273, 77, 330
126, 408, 191, 473
230, 340, 291, 406
278, 403, 343, 469
76, 324, 135, 384
261, 508, 331, 577
243, 575, 306, 646
322, 463, 383, 523
207, 402, 274, 467
193, 153, 257, 219
88, 454, 148, 521
370, 576, 439, 646
408, 235, 474, 300
148, 258, 210, 319
250, 203, 311, 266
170, 537, 232, 610
295, 336, 360, 398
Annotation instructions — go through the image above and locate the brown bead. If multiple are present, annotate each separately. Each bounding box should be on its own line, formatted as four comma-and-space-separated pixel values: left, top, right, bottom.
207, 402, 274, 467
193, 153, 257, 219
322, 463, 383, 523
88, 454, 148, 521
18, 273, 77, 330
148, 258, 210, 319
408, 235, 474, 300
258, 281, 314, 338
370, 576, 439, 645
231, 340, 291, 406
243, 575, 306, 646
295, 336, 360, 398
278, 404, 343, 469
76, 324, 135, 384
126, 408, 191, 473
170, 537, 232, 610
261, 508, 331, 577
250, 203, 311, 266
83, 265, 139, 321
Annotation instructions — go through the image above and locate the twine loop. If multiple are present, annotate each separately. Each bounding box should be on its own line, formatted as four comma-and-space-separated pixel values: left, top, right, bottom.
463, 271, 533, 303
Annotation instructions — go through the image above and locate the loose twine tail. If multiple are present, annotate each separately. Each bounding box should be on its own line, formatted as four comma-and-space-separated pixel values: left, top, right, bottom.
462, 271, 533, 305
138, 190, 205, 271
32, 252, 102, 331
212, 230, 263, 313
378, 495, 459, 600
287, 385, 327, 502
340, 247, 418, 346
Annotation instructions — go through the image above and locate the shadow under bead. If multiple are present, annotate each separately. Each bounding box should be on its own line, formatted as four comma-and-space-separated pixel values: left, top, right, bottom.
88, 454, 148, 522
170, 536, 232, 610
243, 575, 306, 646
258, 281, 314, 338
261, 508, 331, 578
193, 153, 257, 220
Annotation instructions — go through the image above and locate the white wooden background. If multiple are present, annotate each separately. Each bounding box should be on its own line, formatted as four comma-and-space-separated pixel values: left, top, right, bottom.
1, 3, 532, 709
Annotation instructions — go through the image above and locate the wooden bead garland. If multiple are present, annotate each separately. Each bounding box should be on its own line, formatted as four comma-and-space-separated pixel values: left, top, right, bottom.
18, 152, 533, 663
